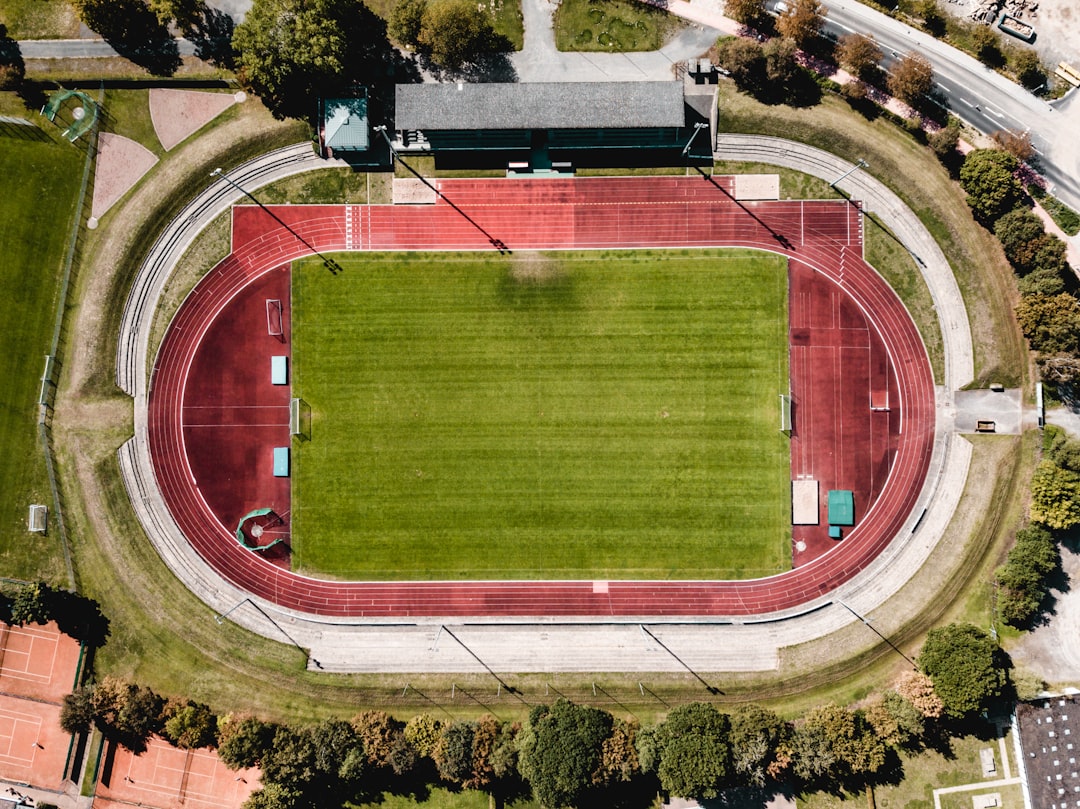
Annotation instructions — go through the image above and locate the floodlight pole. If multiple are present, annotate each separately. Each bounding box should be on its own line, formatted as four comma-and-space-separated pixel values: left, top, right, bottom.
210, 168, 343, 275
214, 597, 249, 625
829, 158, 868, 189
837, 599, 918, 670
681, 122, 709, 158
373, 125, 510, 253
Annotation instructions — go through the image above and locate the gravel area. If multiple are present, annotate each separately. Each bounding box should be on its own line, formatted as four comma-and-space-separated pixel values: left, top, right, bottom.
939, 0, 1080, 67
91, 132, 158, 220
149, 88, 241, 152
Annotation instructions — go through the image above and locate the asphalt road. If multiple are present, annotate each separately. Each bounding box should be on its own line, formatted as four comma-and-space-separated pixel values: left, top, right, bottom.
817, 0, 1080, 209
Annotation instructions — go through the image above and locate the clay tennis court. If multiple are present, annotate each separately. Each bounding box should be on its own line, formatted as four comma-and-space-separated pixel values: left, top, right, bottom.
147, 175, 935, 617
0, 622, 82, 789
94, 735, 258, 809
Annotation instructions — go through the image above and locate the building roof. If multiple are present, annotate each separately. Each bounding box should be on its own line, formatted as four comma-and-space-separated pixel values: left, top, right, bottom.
324, 96, 369, 151
395, 82, 686, 131
1017, 695, 1080, 809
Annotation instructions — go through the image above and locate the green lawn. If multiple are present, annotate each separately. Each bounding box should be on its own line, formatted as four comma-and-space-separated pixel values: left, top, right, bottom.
554, 0, 682, 51
1, 0, 80, 38
0, 116, 84, 582
291, 249, 790, 581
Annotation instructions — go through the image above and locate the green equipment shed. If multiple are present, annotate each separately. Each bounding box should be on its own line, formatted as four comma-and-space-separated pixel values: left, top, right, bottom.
827, 490, 854, 526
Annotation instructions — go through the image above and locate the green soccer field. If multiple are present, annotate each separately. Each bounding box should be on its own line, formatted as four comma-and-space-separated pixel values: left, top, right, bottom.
290, 249, 790, 580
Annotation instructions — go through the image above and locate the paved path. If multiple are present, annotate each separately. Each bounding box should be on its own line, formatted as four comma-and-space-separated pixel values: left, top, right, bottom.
115, 138, 972, 671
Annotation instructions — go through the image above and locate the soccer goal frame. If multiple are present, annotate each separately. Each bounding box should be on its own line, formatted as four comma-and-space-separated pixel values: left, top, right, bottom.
290, 397, 311, 439
266, 299, 283, 338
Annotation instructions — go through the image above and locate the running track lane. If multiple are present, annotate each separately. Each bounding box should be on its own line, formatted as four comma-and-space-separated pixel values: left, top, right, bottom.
147, 176, 934, 617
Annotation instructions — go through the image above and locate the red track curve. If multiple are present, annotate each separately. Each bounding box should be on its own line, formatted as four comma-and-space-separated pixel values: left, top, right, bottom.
147, 176, 935, 617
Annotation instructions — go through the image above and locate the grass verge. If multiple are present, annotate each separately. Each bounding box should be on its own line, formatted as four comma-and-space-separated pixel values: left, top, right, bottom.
554, 0, 683, 51
292, 249, 790, 580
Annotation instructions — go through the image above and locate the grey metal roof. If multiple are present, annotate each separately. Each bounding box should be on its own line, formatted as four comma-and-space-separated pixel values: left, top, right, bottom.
395, 82, 685, 131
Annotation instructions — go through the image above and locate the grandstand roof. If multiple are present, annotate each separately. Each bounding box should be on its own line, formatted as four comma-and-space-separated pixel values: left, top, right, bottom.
323, 96, 369, 151
395, 82, 686, 131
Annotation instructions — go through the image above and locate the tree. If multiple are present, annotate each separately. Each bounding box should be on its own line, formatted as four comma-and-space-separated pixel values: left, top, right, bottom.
218, 715, 277, 769
517, 700, 612, 808
915, 0, 945, 35
1015, 293, 1080, 355
90, 678, 166, 752
894, 671, 944, 718
162, 699, 218, 749
0, 24, 25, 90
10, 582, 51, 626
1045, 425, 1080, 472
775, 0, 825, 49
972, 24, 1004, 66
918, 623, 1006, 719
995, 208, 1051, 273
798, 704, 886, 783
763, 36, 799, 85
836, 32, 882, 80
596, 718, 639, 786
60, 688, 96, 735
389, 0, 427, 46
789, 717, 836, 784
1012, 49, 1045, 90
729, 704, 787, 787
654, 703, 732, 800
724, 0, 766, 23
147, 0, 204, 25
865, 691, 925, 750
404, 713, 442, 758
418, 0, 504, 71
717, 37, 766, 91
435, 720, 477, 784
242, 782, 301, 809
1019, 266, 1067, 297
887, 51, 934, 105
1030, 459, 1080, 530
233, 0, 397, 119
959, 149, 1024, 222
351, 710, 401, 769
927, 121, 960, 160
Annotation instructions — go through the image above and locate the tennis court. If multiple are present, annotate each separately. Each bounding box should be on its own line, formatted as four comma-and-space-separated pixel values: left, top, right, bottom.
0, 622, 81, 789
95, 735, 258, 809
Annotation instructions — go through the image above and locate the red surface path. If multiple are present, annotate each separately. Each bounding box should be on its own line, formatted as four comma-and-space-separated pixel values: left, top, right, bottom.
148, 176, 935, 617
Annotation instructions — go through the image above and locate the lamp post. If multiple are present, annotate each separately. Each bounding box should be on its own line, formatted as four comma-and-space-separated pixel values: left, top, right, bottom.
373, 125, 510, 253
829, 158, 868, 189
681, 121, 709, 158
210, 168, 343, 274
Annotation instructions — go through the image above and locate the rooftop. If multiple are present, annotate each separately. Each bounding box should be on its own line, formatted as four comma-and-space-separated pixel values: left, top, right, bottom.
395, 81, 686, 131
323, 96, 369, 152
1017, 694, 1080, 809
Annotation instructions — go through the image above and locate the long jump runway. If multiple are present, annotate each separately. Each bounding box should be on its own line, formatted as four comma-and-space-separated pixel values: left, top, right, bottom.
148, 176, 935, 617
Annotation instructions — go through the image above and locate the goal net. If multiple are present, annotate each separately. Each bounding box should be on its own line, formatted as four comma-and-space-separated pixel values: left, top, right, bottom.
779, 394, 792, 433
290, 397, 311, 439
266, 299, 283, 337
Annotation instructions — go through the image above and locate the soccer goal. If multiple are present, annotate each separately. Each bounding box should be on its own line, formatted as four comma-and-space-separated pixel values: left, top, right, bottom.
290, 397, 311, 440
29, 505, 47, 534
266, 299, 283, 338
779, 394, 792, 434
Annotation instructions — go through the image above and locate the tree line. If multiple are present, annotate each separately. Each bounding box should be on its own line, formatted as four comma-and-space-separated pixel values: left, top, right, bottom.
46, 618, 1023, 809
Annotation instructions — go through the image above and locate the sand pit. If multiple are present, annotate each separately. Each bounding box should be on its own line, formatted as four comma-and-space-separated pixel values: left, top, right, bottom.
150, 89, 240, 152
92, 133, 158, 220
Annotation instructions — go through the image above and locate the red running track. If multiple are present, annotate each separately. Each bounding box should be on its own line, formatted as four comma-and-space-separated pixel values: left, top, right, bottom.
148, 176, 935, 617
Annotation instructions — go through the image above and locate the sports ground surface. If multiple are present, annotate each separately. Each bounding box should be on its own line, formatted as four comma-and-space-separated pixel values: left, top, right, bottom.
0, 622, 83, 790
147, 175, 935, 617
290, 249, 790, 580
